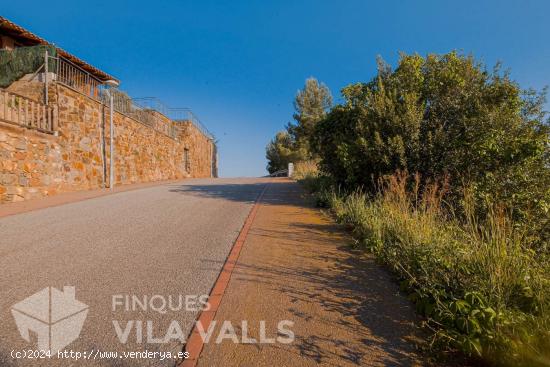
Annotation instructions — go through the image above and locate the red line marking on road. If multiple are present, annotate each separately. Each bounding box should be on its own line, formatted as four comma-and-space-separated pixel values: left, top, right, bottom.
179, 183, 269, 367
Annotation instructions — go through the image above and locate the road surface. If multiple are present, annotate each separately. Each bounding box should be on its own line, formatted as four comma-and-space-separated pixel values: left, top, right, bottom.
0, 178, 268, 367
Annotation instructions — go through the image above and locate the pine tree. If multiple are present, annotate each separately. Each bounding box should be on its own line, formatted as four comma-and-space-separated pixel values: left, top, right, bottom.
287, 77, 332, 159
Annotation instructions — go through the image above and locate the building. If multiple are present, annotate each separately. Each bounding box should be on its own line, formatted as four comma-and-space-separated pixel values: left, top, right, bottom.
0, 16, 218, 203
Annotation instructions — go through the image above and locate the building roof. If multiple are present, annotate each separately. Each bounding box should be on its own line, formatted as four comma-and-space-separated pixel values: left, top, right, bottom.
0, 16, 118, 83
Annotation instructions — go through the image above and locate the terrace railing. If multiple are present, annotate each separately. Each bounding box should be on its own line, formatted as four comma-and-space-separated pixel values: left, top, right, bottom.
168, 108, 215, 141
55, 57, 102, 100
131, 98, 215, 140
41, 53, 213, 141
101, 93, 178, 139
0, 89, 57, 133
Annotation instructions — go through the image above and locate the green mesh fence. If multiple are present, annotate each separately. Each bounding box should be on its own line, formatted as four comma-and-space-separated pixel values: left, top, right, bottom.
0, 45, 57, 88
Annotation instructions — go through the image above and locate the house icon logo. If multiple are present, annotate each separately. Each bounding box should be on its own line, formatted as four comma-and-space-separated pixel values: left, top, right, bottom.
11, 286, 88, 353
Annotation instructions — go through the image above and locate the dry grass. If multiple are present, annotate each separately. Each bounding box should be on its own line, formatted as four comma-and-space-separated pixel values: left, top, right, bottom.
321, 172, 549, 366
291, 160, 320, 180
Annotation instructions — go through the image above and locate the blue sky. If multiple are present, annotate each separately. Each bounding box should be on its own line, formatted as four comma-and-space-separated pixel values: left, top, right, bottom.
3, 1, 549, 177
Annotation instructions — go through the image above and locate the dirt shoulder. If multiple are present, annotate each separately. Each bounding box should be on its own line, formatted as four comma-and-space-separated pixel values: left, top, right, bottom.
196, 179, 426, 366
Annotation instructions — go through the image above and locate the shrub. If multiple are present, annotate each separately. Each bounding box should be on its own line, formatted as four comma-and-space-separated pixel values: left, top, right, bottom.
291, 160, 319, 180
266, 78, 333, 174
265, 131, 298, 174
313, 52, 550, 249
285, 52, 550, 365
321, 173, 549, 366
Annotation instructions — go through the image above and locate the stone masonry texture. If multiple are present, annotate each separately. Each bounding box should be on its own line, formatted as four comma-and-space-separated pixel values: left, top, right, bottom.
0, 83, 215, 203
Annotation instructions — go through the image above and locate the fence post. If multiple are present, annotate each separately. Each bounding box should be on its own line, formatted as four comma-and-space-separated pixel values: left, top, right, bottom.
30, 100, 34, 127
24, 99, 29, 127
42, 105, 46, 130
44, 50, 49, 106
52, 105, 58, 133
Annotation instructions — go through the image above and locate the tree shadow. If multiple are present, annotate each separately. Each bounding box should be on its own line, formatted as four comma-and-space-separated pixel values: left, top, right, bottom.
198, 228, 426, 364
167, 179, 312, 207
195, 181, 472, 366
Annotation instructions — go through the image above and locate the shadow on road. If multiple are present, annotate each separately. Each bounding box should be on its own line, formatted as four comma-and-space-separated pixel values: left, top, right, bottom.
167, 179, 308, 207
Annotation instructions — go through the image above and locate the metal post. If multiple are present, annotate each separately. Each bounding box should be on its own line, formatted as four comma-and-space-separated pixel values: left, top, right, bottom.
109, 92, 114, 190
44, 50, 48, 105
100, 106, 106, 188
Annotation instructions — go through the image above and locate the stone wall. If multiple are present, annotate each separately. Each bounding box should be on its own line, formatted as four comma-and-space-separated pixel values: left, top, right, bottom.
178, 121, 215, 178
0, 83, 215, 203
0, 122, 62, 201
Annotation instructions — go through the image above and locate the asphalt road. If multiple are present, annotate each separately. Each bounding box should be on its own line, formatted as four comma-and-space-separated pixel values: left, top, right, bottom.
0, 178, 269, 367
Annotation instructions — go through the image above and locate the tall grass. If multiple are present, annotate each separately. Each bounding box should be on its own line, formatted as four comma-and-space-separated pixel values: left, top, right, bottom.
291, 160, 320, 180
311, 172, 549, 366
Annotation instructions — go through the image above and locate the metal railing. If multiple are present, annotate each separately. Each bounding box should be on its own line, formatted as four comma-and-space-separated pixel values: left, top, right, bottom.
55, 57, 103, 100
168, 108, 215, 141
124, 97, 215, 141
131, 97, 169, 115
95, 93, 176, 139
50, 55, 213, 141
0, 89, 57, 133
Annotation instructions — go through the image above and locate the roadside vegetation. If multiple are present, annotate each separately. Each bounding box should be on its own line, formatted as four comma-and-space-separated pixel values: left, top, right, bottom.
265, 77, 332, 174
267, 52, 549, 366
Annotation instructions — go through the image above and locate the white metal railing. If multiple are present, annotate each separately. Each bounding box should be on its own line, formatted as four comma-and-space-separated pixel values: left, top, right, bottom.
130, 98, 215, 140
52, 60, 177, 139
0, 89, 57, 133
49, 55, 213, 142
100, 92, 178, 139
168, 108, 215, 141
55, 57, 103, 100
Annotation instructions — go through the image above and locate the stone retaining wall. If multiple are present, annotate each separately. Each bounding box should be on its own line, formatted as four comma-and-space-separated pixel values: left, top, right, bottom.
0, 83, 215, 203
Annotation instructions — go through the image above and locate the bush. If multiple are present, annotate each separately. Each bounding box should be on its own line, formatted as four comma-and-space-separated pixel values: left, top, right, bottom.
313, 52, 550, 250
266, 78, 333, 174
293, 165, 334, 207
291, 160, 319, 180
286, 51, 550, 365
0, 45, 57, 88
265, 131, 299, 174
317, 173, 549, 366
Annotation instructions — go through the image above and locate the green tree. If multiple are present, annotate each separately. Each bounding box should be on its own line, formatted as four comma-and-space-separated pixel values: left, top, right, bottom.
287, 77, 333, 158
313, 52, 549, 246
265, 131, 298, 174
